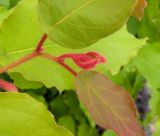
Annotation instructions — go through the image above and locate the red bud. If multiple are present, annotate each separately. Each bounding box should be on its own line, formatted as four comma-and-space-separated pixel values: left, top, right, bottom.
0, 79, 18, 92
58, 52, 106, 70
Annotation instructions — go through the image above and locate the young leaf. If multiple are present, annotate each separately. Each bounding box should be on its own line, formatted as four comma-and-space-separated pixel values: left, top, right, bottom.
58, 52, 106, 70
0, 79, 18, 92
132, 0, 147, 20
38, 0, 137, 48
0, 92, 73, 136
75, 71, 145, 136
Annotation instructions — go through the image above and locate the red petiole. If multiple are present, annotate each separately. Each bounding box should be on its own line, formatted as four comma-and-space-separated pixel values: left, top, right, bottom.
0, 33, 106, 78
0, 33, 78, 76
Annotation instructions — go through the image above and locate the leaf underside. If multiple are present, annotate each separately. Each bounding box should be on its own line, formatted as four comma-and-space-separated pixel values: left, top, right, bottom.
132, 0, 147, 20
75, 71, 145, 136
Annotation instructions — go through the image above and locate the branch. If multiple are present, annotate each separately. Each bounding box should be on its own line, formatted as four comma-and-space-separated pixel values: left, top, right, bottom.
0, 52, 38, 74
0, 33, 77, 77
35, 33, 48, 53
39, 53, 77, 76
0, 33, 48, 74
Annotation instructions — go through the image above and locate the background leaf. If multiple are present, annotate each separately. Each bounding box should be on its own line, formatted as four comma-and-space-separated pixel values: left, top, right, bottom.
78, 123, 98, 136
10, 73, 43, 89
133, 43, 160, 90
132, 0, 147, 20
58, 115, 76, 135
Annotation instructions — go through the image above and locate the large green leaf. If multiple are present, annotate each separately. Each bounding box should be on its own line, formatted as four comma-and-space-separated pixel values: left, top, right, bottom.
0, 92, 73, 136
0, 0, 145, 91
38, 0, 137, 48
75, 71, 145, 136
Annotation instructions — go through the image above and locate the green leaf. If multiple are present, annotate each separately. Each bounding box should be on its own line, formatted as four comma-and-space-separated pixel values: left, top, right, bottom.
38, 0, 137, 48
149, 88, 160, 116
153, 119, 160, 136
102, 130, 117, 136
10, 73, 43, 89
133, 43, 160, 89
58, 115, 76, 135
78, 123, 98, 136
49, 96, 69, 118
63, 91, 86, 122
75, 71, 145, 136
26, 91, 48, 108
136, 0, 160, 42
0, 0, 145, 91
0, 5, 13, 24
0, 92, 73, 136
0, 0, 10, 8
9, 0, 21, 8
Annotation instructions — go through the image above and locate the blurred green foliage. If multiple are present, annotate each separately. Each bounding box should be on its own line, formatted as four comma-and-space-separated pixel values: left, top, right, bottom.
0, 0, 20, 9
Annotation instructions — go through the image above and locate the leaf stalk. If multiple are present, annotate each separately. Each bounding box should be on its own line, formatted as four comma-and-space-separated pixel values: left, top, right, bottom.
0, 33, 77, 76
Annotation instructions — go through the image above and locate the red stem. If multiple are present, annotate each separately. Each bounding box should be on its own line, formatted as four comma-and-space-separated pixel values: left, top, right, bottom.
0, 52, 38, 74
36, 33, 48, 53
0, 33, 77, 77
39, 53, 77, 76
59, 62, 77, 76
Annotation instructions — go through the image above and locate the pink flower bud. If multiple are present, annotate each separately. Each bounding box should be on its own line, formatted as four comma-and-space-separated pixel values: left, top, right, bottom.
58, 52, 106, 70
0, 79, 18, 92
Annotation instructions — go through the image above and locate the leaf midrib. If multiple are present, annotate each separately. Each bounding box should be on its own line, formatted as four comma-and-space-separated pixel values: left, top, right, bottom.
50, 0, 95, 31
5, 45, 56, 55
79, 74, 135, 136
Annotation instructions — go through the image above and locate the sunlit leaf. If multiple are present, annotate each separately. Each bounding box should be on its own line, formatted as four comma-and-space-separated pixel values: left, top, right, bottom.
0, 92, 73, 136
38, 0, 137, 48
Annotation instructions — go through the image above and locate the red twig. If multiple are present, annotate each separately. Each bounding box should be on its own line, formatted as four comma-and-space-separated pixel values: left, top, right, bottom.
39, 53, 77, 76
59, 62, 77, 76
36, 33, 48, 53
0, 52, 38, 74
0, 33, 77, 77
0, 33, 48, 74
